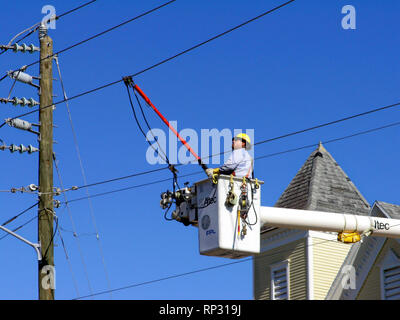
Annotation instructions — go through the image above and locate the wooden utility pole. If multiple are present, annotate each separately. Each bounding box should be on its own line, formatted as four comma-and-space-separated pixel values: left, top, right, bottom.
38, 24, 55, 300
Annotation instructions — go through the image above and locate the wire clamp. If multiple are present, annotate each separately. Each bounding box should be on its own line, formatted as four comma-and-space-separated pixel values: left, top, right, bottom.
122, 75, 134, 88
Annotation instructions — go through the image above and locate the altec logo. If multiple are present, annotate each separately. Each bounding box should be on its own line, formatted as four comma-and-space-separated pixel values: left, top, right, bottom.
374, 220, 390, 231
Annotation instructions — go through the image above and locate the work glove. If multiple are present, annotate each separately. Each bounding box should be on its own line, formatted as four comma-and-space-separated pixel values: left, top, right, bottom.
206, 168, 214, 177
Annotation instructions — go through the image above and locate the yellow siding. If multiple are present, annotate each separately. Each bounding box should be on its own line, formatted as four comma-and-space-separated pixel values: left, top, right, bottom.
254, 237, 307, 300
357, 239, 400, 300
312, 237, 352, 300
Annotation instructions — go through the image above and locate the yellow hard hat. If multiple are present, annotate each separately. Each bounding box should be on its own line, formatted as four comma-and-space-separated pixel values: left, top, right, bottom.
234, 133, 251, 149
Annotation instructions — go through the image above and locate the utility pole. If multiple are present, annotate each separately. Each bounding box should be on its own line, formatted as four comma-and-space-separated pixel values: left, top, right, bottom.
38, 23, 55, 300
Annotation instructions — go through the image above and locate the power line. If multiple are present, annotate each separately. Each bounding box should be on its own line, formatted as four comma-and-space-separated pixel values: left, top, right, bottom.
0, 0, 296, 125
65, 172, 202, 204
4, 0, 177, 72
53, 154, 95, 296
253, 103, 400, 147
56, 0, 97, 20
62, 120, 400, 204
0, 0, 98, 56
1, 201, 39, 227
73, 236, 339, 299
54, 55, 113, 298
0, 215, 37, 241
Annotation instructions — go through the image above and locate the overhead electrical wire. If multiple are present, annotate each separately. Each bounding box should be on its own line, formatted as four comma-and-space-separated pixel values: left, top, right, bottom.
0, 0, 98, 56
1, 201, 39, 227
61, 120, 400, 204
54, 56, 112, 298
0, 0, 296, 125
73, 236, 341, 300
3, 0, 177, 73
0, 215, 37, 241
53, 154, 94, 296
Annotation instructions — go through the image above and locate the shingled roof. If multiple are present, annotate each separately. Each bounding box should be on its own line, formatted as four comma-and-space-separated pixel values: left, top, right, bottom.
374, 201, 400, 219
274, 143, 370, 216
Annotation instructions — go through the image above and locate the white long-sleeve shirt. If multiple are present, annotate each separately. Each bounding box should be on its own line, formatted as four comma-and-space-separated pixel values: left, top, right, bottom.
219, 148, 253, 178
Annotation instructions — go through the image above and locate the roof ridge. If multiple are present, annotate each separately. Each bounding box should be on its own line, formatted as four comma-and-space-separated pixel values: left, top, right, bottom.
317, 144, 370, 211
275, 143, 370, 215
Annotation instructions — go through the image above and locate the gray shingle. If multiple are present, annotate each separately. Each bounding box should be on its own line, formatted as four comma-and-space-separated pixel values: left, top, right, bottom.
274, 143, 370, 215
375, 201, 400, 218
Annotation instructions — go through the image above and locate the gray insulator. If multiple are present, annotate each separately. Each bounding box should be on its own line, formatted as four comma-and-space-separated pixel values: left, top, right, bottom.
28, 98, 39, 107
9, 97, 39, 107
11, 97, 22, 106
21, 98, 29, 106
7, 118, 32, 131
12, 44, 22, 52
27, 145, 39, 153
4, 144, 38, 154
11, 43, 39, 53
9, 70, 33, 85
9, 144, 19, 153
39, 24, 47, 39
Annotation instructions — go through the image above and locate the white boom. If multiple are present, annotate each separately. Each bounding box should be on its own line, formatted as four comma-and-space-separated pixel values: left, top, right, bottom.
259, 206, 400, 239
161, 176, 400, 259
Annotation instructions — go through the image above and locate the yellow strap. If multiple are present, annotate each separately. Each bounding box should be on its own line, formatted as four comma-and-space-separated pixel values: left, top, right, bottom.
237, 210, 241, 236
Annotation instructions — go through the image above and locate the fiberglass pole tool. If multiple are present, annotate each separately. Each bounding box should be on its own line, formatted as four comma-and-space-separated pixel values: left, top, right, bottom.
131, 82, 209, 174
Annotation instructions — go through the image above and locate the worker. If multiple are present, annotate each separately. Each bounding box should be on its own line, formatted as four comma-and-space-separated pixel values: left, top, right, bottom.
206, 133, 253, 179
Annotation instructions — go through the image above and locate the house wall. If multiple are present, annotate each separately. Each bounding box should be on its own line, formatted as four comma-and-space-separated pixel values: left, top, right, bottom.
253, 234, 307, 300
357, 239, 400, 300
311, 234, 352, 300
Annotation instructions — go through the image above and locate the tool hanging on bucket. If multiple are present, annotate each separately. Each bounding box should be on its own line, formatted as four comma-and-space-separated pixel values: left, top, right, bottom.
122, 76, 209, 176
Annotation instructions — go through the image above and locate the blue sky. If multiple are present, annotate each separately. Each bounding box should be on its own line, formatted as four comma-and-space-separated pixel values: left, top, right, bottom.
0, 0, 399, 300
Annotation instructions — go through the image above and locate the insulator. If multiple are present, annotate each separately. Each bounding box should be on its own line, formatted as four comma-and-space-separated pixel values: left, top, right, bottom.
2, 97, 40, 107
9, 144, 19, 153
6, 118, 33, 131
11, 97, 22, 105
26, 145, 39, 153
18, 144, 25, 153
29, 184, 39, 191
0, 142, 38, 154
12, 43, 40, 53
39, 23, 47, 39
8, 70, 33, 85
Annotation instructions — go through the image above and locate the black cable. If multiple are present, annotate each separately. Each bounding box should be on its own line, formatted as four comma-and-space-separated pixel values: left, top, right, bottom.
0, 215, 38, 241
56, 0, 97, 20
125, 82, 170, 164
0, 0, 295, 125
20, 0, 177, 70
73, 236, 339, 300
61, 119, 400, 203
42, 214, 59, 264
0, 0, 98, 56
65, 171, 201, 204
60, 117, 400, 202
163, 202, 174, 221
1, 201, 39, 226
75, 166, 170, 189
133, 88, 170, 164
